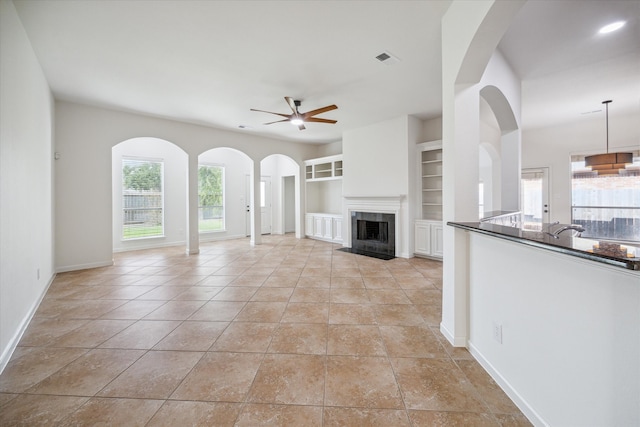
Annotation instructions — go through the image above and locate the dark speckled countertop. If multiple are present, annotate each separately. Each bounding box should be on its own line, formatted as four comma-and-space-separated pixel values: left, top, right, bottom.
448, 221, 640, 271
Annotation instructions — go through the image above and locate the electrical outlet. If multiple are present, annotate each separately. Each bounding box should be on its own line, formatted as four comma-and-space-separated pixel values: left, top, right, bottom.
493, 322, 503, 344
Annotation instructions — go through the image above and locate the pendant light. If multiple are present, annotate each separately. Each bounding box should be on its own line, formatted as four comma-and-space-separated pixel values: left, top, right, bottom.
585, 100, 632, 175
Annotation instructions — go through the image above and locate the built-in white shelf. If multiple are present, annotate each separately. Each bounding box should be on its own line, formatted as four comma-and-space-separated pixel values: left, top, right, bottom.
304, 155, 344, 242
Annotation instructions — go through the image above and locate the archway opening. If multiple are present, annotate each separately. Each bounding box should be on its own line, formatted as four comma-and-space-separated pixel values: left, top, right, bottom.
112, 137, 187, 252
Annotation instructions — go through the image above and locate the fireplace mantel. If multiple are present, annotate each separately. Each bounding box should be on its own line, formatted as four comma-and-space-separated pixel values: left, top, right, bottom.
343, 195, 407, 258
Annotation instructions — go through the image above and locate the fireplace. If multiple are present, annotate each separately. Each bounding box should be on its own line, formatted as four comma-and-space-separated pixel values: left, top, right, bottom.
349, 211, 395, 259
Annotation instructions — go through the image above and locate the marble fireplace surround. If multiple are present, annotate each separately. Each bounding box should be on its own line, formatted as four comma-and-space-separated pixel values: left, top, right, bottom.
343, 195, 405, 258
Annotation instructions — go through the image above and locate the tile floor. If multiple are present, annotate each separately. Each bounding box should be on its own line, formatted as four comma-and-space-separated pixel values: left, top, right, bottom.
0, 235, 532, 426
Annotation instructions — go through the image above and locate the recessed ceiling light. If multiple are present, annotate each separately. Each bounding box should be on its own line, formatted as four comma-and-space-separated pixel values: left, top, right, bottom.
238, 125, 252, 130
599, 21, 625, 34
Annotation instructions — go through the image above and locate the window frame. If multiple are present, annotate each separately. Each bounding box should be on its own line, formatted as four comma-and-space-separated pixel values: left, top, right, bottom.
121, 156, 165, 241
198, 163, 226, 233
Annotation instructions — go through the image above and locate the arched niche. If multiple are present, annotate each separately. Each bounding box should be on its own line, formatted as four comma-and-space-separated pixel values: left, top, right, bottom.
112, 137, 187, 252
480, 85, 521, 211
260, 154, 301, 238
198, 147, 253, 242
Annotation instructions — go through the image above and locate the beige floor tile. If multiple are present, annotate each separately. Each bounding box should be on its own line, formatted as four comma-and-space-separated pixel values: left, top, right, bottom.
98, 350, 203, 399
456, 359, 522, 414
268, 323, 327, 355
367, 289, 412, 304
27, 349, 145, 396
373, 304, 426, 326
329, 303, 377, 325
330, 289, 370, 304
0, 347, 88, 393
234, 301, 287, 323
362, 276, 400, 289
262, 275, 299, 287
324, 407, 411, 427
325, 355, 403, 409
171, 352, 262, 402
229, 275, 269, 287
379, 325, 447, 358
236, 403, 322, 427
0, 394, 89, 426
99, 299, 167, 320
60, 397, 164, 427
99, 320, 180, 349
0, 236, 531, 425
290, 288, 330, 303
153, 321, 228, 351
281, 302, 329, 323
250, 287, 294, 302
248, 354, 325, 405
296, 276, 331, 288
408, 410, 500, 426
142, 300, 206, 320
211, 322, 278, 352
188, 301, 246, 321
50, 319, 134, 348
391, 357, 487, 412
415, 303, 443, 326
147, 401, 241, 427
135, 286, 189, 301
330, 277, 365, 289
327, 325, 386, 356
404, 288, 442, 305
17, 318, 88, 347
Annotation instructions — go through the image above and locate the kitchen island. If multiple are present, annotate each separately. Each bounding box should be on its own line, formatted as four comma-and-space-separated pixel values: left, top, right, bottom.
446, 221, 639, 426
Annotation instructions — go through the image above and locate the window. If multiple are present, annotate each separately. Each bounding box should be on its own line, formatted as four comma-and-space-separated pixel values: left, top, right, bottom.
571, 151, 640, 242
199, 164, 224, 232
122, 158, 164, 239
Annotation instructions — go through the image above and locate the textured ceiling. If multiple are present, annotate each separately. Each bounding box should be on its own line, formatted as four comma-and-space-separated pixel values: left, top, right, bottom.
13, 0, 640, 143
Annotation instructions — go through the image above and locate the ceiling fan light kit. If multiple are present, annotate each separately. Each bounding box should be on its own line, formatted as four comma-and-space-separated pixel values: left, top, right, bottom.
584, 100, 633, 175
251, 97, 337, 131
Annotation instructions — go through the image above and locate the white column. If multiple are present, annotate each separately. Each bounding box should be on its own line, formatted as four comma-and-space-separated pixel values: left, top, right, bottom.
186, 153, 199, 255
250, 160, 262, 246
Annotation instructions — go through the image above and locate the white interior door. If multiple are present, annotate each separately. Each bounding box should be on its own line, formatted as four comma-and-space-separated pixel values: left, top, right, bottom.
260, 177, 271, 235
245, 175, 250, 236
283, 176, 295, 233
521, 167, 550, 228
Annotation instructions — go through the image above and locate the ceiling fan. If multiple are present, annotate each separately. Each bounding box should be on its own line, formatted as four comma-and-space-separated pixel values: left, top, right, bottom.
251, 97, 337, 130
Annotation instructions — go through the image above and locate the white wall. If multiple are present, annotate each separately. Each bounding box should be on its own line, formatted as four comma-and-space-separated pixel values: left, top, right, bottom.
112, 138, 188, 251
522, 112, 639, 224
0, 0, 55, 370
55, 101, 317, 272
468, 232, 640, 426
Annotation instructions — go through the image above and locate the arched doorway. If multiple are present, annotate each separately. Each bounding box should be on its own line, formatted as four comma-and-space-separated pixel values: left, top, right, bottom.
112, 137, 187, 252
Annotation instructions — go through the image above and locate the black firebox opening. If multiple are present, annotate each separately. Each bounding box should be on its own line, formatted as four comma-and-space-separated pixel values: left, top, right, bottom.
357, 220, 388, 243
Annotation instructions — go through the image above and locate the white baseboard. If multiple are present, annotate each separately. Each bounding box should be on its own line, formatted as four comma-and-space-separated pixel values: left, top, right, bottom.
56, 259, 113, 273
0, 273, 56, 374
199, 233, 247, 243
440, 322, 467, 347
468, 342, 546, 427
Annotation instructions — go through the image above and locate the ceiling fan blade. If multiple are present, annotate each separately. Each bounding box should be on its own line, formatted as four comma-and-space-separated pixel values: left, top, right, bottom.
264, 119, 290, 125
284, 97, 298, 115
301, 104, 337, 119
304, 117, 337, 124
250, 108, 292, 119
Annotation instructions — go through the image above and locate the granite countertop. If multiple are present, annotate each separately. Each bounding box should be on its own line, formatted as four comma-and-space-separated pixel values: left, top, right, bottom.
447, 221, 640, 271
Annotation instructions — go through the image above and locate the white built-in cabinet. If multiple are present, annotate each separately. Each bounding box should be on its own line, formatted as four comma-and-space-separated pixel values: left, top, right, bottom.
415, 141, 443, 259
304, 155, 343, 243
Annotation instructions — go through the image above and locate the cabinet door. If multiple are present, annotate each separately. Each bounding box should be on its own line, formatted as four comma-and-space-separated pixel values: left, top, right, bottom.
323, 217, 333, 239
305, 214, 314, 237
431, 224, 444, 257
415, 222, 431, 255
314, 216, 324, 238
333, 218, 343, 242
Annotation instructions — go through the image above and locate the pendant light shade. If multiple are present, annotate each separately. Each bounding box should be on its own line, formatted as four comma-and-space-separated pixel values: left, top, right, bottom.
584, 100, 632, 175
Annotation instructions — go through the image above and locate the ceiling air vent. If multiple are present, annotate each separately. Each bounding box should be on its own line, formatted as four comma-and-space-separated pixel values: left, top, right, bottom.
375, 51, 400, 65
